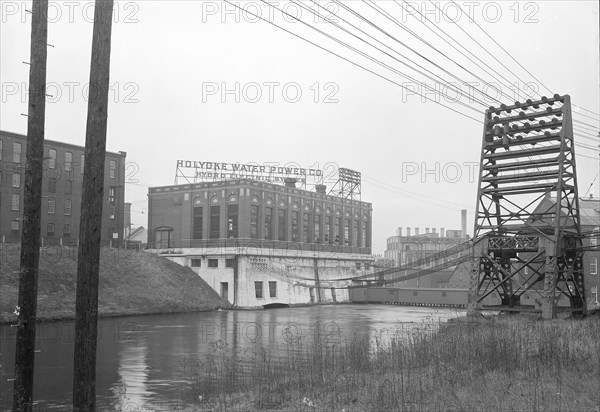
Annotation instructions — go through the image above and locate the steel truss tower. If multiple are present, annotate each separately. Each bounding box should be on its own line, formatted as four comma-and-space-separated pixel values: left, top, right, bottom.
468, 95, 586, 319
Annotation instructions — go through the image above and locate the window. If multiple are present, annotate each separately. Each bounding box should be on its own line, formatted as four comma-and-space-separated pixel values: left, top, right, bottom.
48, 148, 57, 169
255, 281, 263, 299
227, 204, 238, 238
191, 258, 202, 268
108, 204, 116, 220
324, 216, 331, 243
13, 142, 21, 163
193, 206, 203, 239
278, 209, 287, 241
210, 205, 220, 239
48, 177, 56, 193
0, 139, 2, 160
353, 221, 359, 246
291, 211, 299, 241
269, 281, 277, 298
355, 262, 362, 270
109, 187, 116, 203
592, 235, 598, 247
250, 205, 259, 239
344, 219, 350, 245
80, 154, 85, 173
12, 173, 20, 188
362, 221, 367, 247
12, 194, 20, 211
109, 160, 116, 179
314, 215, 321, 243
47, 197, 55, 214
303, 213, 310, 243
63, 224, 71, 237
64, 199, 72, 216
334, 217, 341, 245
221, 282, 229, 300
64, 152, 72, 171
592, 258, 598, 275
264, 207, 273, 240
11, 220, 19, 231
65, 180, 72, 195
47, 223, 55, 236
208, 259, 219, 268
225, 258, 236, 268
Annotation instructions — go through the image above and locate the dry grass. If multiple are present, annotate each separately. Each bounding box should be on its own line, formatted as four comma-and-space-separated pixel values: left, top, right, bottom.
172, 315, 600, 412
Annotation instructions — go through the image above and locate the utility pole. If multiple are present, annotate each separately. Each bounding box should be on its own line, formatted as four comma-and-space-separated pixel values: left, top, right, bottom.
13, 1, 48, 410
72, 1, 114, 410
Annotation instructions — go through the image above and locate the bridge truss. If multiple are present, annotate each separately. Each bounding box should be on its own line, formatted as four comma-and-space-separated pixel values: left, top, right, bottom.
468, 95, 586, 319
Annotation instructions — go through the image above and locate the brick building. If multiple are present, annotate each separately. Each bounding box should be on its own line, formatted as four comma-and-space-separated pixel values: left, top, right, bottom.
0, 130, 127, 244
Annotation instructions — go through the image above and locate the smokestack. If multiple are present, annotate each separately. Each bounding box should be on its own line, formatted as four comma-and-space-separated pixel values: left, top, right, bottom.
284, 178, 297, 188
432, 228, 437, 234
315, 184, 326, 194
397, 227, 402, 237
425, 227, 430, 234
440, 228, 445, 238
461, 209, 467, 238
407, 227, 411, 236
415, 227, 420, 236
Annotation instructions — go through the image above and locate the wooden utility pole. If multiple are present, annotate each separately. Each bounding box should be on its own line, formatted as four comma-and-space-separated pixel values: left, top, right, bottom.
72, 0, 114, 410
13, 1, 48, 410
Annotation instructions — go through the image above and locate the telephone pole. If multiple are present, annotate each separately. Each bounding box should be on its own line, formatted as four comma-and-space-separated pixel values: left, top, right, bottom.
13, 1, 49, 410
72, 1, 114, 410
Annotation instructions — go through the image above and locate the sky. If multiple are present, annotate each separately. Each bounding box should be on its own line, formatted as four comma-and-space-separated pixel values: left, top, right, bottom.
1, 0, 599, 254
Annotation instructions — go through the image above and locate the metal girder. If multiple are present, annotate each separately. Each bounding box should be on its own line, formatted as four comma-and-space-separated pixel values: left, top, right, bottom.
468, 95, 586, 319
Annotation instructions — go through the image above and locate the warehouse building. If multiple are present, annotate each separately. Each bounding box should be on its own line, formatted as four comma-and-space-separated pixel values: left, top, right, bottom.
0, 130, 127, 244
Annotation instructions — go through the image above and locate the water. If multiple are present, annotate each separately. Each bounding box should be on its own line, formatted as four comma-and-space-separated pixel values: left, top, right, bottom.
0, 305, 464, 410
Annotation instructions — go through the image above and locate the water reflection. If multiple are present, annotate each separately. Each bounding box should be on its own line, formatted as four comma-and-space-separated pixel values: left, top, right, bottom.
0, 305, 463, 410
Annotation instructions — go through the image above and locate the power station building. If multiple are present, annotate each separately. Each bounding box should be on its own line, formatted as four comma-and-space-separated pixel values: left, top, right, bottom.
148, 176, 374, 308
0, 130, 127, 244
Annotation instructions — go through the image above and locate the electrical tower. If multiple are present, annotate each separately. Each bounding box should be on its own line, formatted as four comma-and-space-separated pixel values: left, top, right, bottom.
330, 167, 361, 200
468, 94, 586, 319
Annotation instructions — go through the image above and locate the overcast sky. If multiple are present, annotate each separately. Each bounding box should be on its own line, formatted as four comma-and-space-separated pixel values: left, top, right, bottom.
1, 0, 599, 254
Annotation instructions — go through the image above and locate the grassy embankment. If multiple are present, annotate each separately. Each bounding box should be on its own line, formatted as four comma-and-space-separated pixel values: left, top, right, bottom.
170, 315, 600, 412
0, 244, 229, 323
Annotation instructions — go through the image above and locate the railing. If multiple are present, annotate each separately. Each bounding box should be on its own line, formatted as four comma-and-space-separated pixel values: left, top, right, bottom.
487, 235, 539, 250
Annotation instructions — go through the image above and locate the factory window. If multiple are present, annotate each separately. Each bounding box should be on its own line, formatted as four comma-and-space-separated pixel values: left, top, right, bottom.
13, 142, 21, 163
303, 213, 310, 243
592, 258, 598, 275
193, 206, 203, 239
334, 218, 341, 245
154, 228, 172, 249
109, 160, 116, 179
331, 287, 337, 302
63, 224, 71, 237
12, 173, 20, 188
227, 204, 238, 238
65, 152, 72, 171
47, 223, 55, 236
48, 148, 57, 169
109, 187, 116, 203
65, 180, 72, 195
413, 291, 418, 297
278, 209, 287, 241
80, 154, 85, 173
353, 220, 359, 246
442, 291, 447, 297
344, 219, 350, 245
11, 220, 20, 232
108, 204, 116, 220
324, 216, 331, 243
47, 197, 55, 214
355, 262, 361, 270
314, 214, 321, 243
255, 281, 263, 299
269, 281, 277, 298
291, 211, 299, 241
48, 177, 56, 193
225, 258, 236, 268
12, 194, 20, 211
362, 221, 367, 247
0, 139, 2, 160
208, 258, 219, 268
264, 207, 273, 240
64, 199, 72, 216
210, 205, 220, 239
221, 282, 229, 300
191, 258, 202, 268
592, 287, 598, 304
592, 236, 598, 247
250, 205, 259, 239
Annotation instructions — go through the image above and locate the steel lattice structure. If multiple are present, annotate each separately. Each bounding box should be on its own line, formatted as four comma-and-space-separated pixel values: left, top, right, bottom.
468, 94, 586, 319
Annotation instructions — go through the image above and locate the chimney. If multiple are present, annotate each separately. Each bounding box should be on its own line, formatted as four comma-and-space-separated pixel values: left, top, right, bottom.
315, 184, 326, 194
397, 227, 402, 237
441, 228, 445, 237
461, 209, 467, 238
432, 228, 437, 234
284, 178, 297, 188
415, 227, 420, 236
425, 227, 430, 234
407, 227, 411, 236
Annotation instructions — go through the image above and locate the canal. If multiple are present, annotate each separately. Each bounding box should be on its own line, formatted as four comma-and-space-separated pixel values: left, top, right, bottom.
0, 304, 464, 410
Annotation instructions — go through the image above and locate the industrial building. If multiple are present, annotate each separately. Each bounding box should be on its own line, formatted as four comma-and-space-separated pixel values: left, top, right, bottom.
0, 130, 127, 244
147, 177, 374, 308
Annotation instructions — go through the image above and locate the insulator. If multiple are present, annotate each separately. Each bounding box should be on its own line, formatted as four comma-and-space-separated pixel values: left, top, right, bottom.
526, 99, 533, 104
516, 135, 524, 141
503, 124, 511, 134
544, 131, 551, 136
553, 93, 560, 99
502, 135, 509, 148
511, 124, 519, 131
493, 116, 500, 122
552, 117, 560, 124
546, 106, 553, 113
541, 96, 548, 102
519, 111, 526, 117
539, 120, 546, 126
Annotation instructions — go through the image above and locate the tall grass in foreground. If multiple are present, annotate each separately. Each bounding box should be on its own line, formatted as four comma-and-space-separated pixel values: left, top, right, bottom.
176, 316, 600, 411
